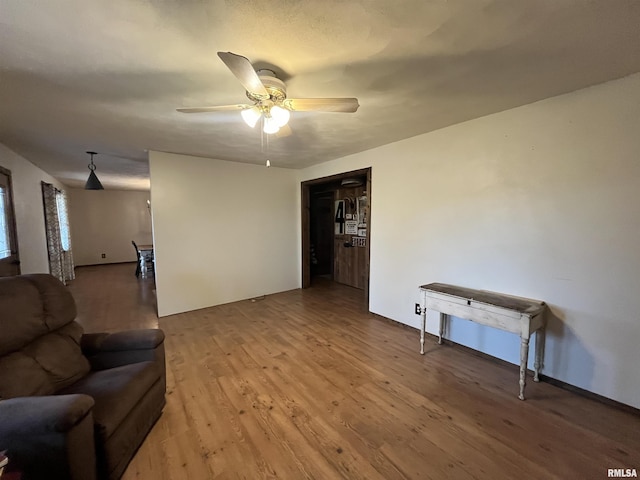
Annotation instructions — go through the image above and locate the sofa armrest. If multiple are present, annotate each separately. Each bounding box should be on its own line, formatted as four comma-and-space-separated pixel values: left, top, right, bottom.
82, 329, 166, 372
0, 394, 94, 435
0, 395, 97, 480
82, 329, 164, 353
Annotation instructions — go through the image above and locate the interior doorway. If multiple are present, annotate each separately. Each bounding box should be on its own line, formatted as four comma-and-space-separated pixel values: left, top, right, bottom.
301, 168, 371, 299
309, 190, 334, 278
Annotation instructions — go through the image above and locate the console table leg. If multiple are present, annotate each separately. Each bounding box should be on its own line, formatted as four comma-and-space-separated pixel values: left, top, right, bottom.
519, 337, 530, 400
438, 313, 445, 345
534, 328, 545, 382
420, 308, 426, 355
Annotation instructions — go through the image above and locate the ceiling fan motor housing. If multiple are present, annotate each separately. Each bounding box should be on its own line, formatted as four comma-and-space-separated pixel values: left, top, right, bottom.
247, 70, 287, 103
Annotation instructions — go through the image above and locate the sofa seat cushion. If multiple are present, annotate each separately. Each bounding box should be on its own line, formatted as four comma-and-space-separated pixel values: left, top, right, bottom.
58, 361, 161, 439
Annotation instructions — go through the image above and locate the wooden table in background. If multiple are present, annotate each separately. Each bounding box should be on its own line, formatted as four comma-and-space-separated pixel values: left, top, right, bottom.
137, 244, 153, 254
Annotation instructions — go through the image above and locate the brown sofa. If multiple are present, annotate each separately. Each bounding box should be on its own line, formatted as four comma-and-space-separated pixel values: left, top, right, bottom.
0, 274, 166, 480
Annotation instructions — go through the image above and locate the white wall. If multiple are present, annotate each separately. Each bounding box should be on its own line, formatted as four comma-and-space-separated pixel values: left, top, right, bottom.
0, 143, 66, 274
68, 189, 152, 266
299, 73, 640, 409
149, 151, 299, 317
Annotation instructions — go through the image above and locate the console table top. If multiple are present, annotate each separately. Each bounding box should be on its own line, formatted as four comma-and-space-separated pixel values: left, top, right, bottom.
420, 282, 545, 315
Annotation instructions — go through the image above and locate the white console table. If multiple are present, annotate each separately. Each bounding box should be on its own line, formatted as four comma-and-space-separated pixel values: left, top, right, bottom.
419, 283, 547, 400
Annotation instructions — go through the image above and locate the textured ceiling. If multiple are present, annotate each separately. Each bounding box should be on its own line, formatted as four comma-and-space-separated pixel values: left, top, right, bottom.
1, 0, 640, 190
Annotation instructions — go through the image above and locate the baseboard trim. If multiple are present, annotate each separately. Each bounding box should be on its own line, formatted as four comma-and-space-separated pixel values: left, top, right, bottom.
537, 374, 639, 416
75, 261, 137, 268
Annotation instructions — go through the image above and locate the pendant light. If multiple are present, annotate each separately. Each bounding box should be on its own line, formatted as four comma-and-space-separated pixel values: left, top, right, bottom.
84, 151, 104, 190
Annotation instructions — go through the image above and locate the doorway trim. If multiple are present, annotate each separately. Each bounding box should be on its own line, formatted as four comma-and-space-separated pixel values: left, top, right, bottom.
301, 167, 372, 299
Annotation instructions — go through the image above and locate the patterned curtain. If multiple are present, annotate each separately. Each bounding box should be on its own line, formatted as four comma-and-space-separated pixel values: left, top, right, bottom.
41, 182, 75, 284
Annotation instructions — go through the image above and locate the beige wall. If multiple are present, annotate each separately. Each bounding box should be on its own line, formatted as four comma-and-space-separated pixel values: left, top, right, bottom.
68, 189, 152, 266
0, 143, 65, 274
299, 73, 640, 409
149, 151, 299, 317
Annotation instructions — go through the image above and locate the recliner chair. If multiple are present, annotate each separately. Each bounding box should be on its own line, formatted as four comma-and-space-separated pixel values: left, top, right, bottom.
0, 274, 166, 480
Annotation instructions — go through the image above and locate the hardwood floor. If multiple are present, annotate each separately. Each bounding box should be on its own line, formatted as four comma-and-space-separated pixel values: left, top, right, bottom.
71, 263, 159, 333
69, 264, 640, 479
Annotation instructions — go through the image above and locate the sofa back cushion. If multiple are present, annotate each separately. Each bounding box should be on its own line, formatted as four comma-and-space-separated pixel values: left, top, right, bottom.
0, 274, 90, 399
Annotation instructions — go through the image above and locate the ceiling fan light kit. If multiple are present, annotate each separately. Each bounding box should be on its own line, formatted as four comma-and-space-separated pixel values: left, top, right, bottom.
177, 52, 359, 136
240, 102, 290, 133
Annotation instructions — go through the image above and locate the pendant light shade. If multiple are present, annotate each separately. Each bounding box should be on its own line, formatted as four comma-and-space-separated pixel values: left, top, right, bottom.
84, 151, 104, 190
270, 105, 290, 127
263, 116, 280, 134
241, 106, 262, 128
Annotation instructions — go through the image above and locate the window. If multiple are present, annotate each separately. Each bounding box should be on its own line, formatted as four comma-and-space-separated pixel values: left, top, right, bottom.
0, 185, 11, 259
56, 190, 71, 252
0, 167, 19, 276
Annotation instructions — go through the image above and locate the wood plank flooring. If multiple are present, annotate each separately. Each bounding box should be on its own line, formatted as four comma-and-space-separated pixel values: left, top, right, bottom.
68, 264, 640, 479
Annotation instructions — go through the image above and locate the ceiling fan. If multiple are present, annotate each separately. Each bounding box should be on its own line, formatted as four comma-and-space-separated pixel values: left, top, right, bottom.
177, 52, 360, 135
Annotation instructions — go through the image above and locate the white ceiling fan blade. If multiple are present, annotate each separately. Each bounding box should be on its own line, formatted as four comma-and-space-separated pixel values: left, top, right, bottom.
176, 104, 251, 113
283, 98, 360, 113
275, 123, 292, 138
217, 52, 269, 99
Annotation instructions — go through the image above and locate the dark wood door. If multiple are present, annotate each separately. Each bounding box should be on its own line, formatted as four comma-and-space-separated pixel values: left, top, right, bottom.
333, 184, 367, 289
0, 167, 20, 277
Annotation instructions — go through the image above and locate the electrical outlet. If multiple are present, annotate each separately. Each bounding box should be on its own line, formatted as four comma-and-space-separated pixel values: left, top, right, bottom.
101, 253, 106, 258
415, 303, 422, 315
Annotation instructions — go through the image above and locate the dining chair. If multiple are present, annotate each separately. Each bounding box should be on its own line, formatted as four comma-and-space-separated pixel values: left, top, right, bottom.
131, 241, 142, 277
131, 241, 153, 278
